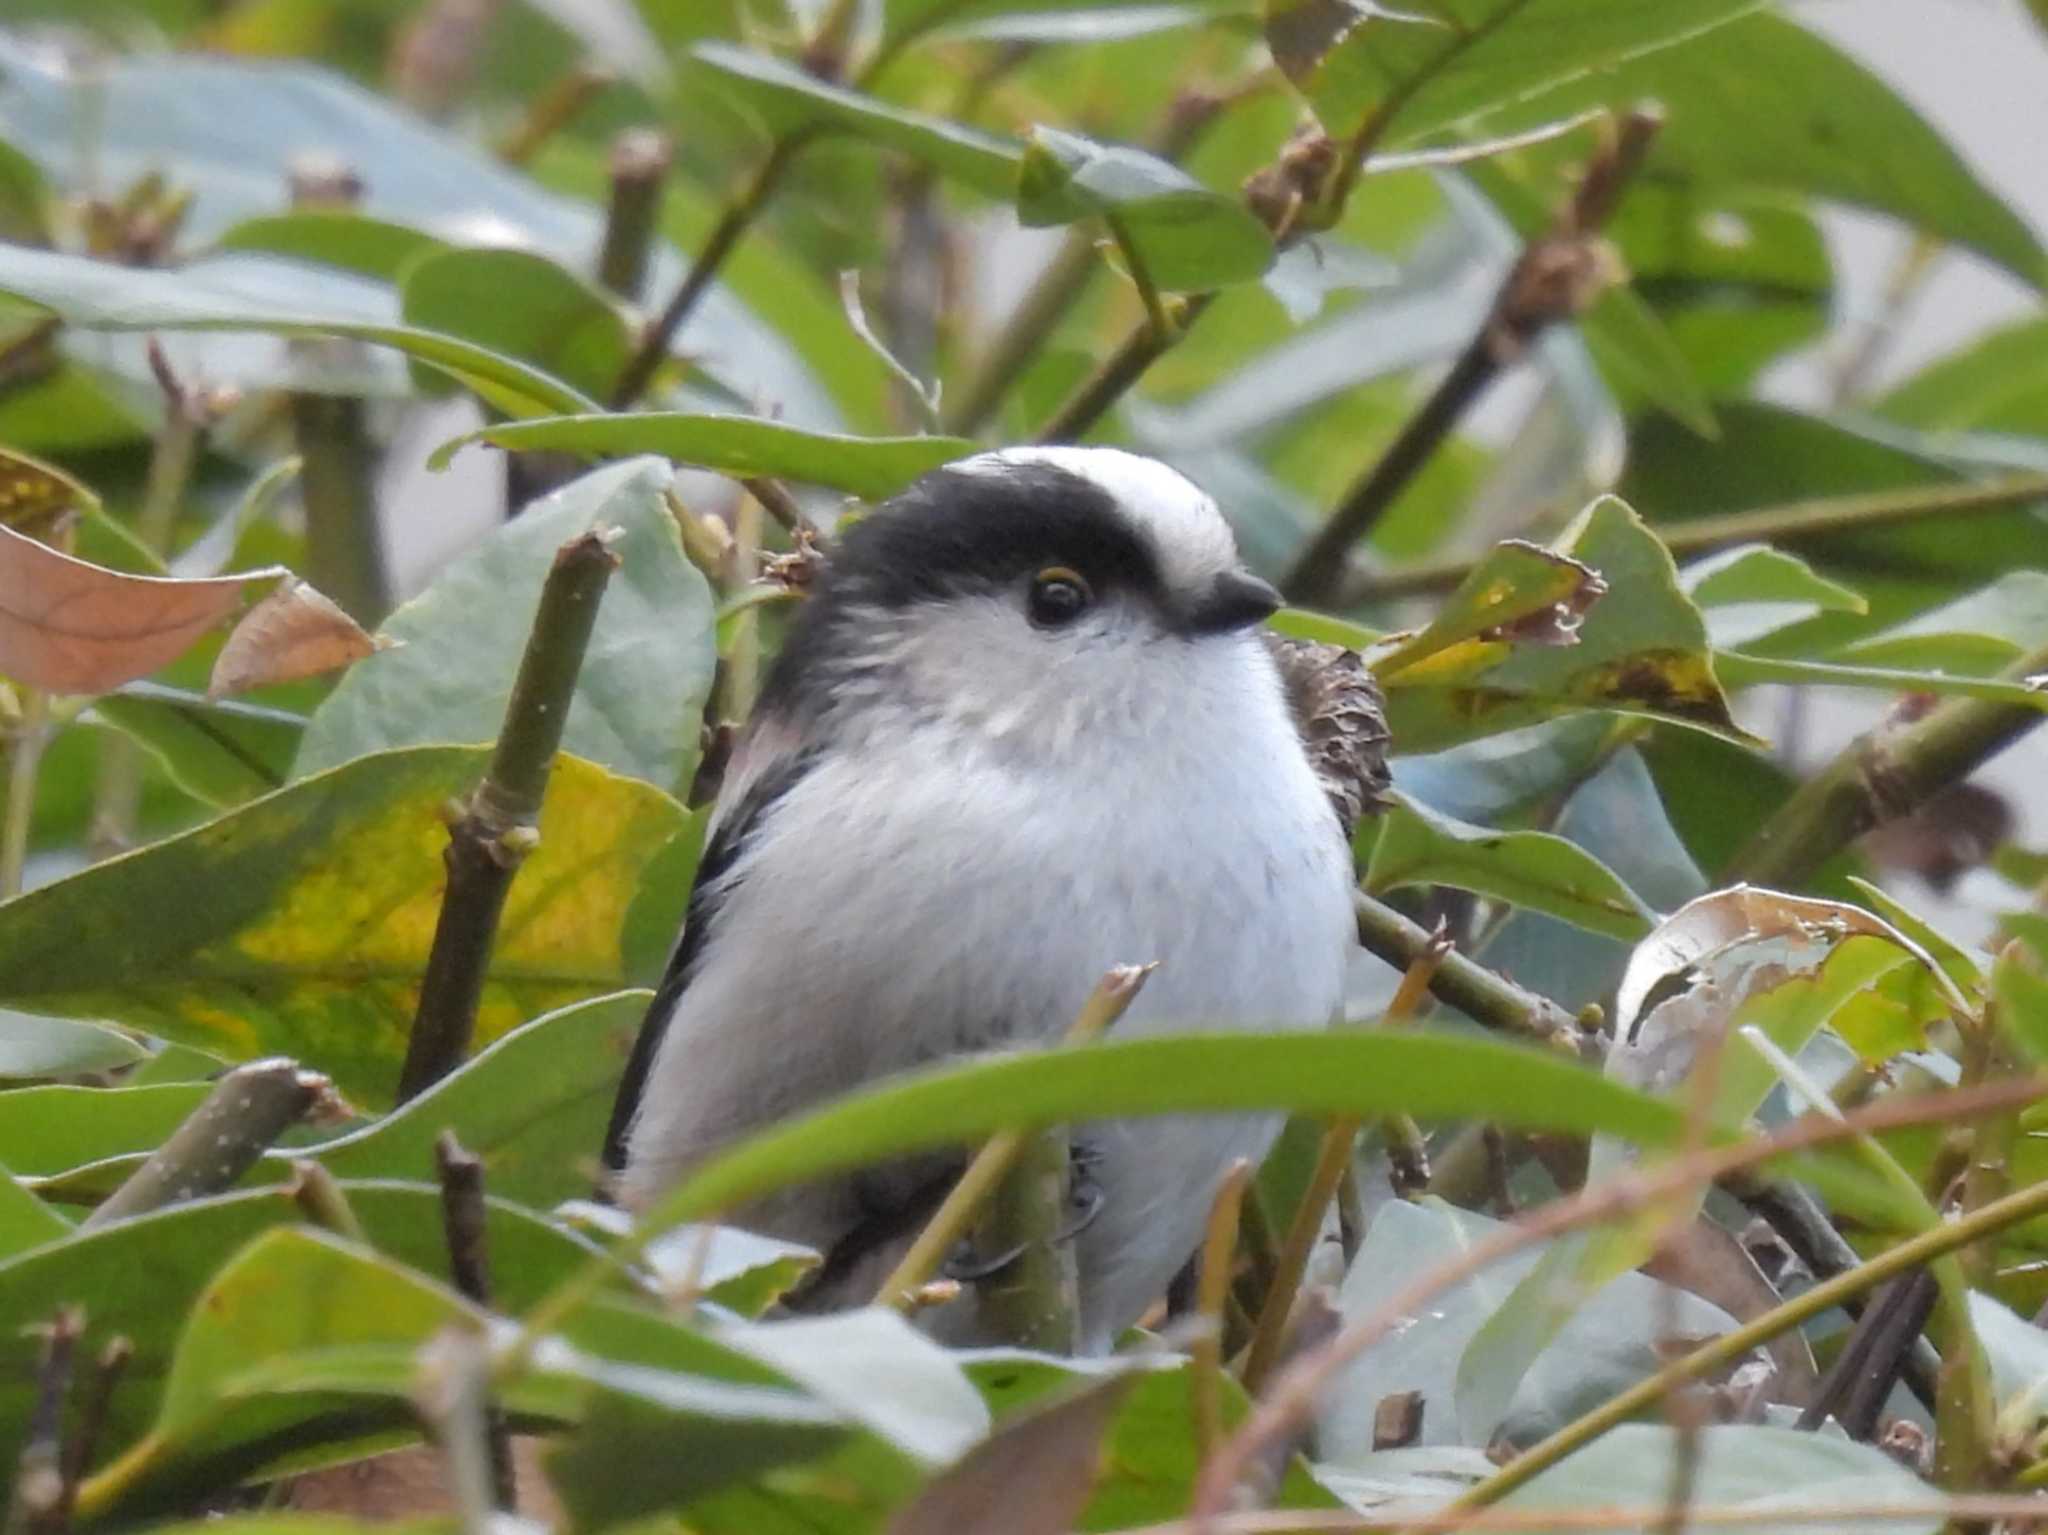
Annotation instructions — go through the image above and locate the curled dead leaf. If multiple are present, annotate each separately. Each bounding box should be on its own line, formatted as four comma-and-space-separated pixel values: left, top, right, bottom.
1613, 884, 1967, 1037
208, 578, 385, 700
0, 520, 285, 696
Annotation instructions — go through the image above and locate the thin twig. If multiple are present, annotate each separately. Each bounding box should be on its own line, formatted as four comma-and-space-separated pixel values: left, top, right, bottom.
1186, 1073, 2048, 1529
1724, 636, 2048, 891
876, 964, 1155, 1312
972, 1116, 1084, 1350
1036, 292, 1217, 445
6, 1307, 80, 1535
57, 1337, 130, 1526
1282, 110, 1661, 607
1241, 934, 1449, 1395
1123, 1494, 2048, 1534
397, 529, 622, 1100
1799, 1269, 1937, 1437
84, 1060, 333, 1227
414, 1329, 503, 1535
496, 66, 611, 167
436, 1132, 514, 1511
1339, 471, 2048, 604
2, 685, 49, 900
948, 88, 1231, 435
595, 129, 671, 303
92, 340, 215, 861
287, 1158, 366, 1243
1192, 1160, 1252, 1465
610, 136, 807, 409
1353, 890, 1588, 1052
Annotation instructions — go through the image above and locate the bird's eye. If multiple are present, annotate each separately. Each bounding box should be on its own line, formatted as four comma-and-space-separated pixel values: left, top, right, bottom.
1027, 566, 1092, 628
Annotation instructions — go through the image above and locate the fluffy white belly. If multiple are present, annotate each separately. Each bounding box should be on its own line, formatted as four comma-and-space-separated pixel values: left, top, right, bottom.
621, 707, 1353, 1343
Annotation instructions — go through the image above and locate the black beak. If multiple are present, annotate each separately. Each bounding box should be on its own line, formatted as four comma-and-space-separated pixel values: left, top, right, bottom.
1184, 569, 1283, 634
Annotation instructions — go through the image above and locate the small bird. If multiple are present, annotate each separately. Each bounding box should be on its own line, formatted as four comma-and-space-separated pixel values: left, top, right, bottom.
603, 446, 1356, 1350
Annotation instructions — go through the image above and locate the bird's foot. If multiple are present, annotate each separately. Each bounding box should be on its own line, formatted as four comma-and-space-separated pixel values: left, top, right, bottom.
940, 1143, 1105, 1283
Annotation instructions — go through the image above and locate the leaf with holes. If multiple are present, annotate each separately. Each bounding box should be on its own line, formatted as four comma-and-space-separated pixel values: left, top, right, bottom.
1379, 499, 1751, 753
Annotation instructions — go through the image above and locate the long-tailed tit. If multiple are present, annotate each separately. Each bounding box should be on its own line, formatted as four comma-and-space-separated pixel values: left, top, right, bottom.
603, 447, 1356, 1350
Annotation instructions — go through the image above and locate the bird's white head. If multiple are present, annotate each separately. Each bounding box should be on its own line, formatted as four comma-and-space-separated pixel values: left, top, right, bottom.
757, 447, 1283, 755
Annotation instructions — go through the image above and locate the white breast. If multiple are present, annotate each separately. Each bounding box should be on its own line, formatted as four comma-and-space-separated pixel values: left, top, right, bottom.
618, 632, 1354, 1343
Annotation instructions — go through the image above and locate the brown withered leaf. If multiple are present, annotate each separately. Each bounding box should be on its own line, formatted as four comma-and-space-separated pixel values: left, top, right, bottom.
883, 1373, 1134, 1535
0, 520, 286, 696
208, 577, 384, 700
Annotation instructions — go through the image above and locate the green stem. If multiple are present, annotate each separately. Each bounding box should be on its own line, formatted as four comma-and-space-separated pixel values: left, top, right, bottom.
1, 687, 48, 899
1108, 213, 1176, 347
610, 135, 808, 409
1725, 636, 2048, 890
1036, 292, 1215, 445
1443, 1175, 2048, 1518
1342, 472, 2048, 604
595, 129, 671, 303
1352, 890, 1586, 1051
290, 393, 390, 625
84, 1060, 329, 1227
947, 89, 1229, 436
1285, 110, 1660, 608
875, 964, 1151, 1317
397, 529, 621, 1101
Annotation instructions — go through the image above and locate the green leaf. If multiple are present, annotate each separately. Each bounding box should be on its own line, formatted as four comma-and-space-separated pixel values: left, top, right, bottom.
214, 212, 445, 283
0, 1083, 211, 1179
296, 459, 715, 795
435, 414, 976, 500
139, 1228, 472, 1488
0, 747, 687, 1105
1494, 12, 2048, 289
1612, 187, 1831, 396
1460, 157, 1714, 438
0, 1182, 606, 1465
1577, 283, 1718, 440
1878, 317, 2048, 435
90, 685, 303, 809
1268, 0, 1763, 153
309, 992, 649, 1207
1381, 498, 1751, 753
1369, 538, 1605, 676
1364, 793, 1655, 941
1017, 126, 1273, 291
1712, 651, 2048, 712
1846, 877, 1985, 996
638, 1031, 1685, 1239
1315, 1200, 1734, 1460
0, 38, 831, 420
401, 246, 630, 407
964, 1354, 1342, 1529
37, 991, 649, 1205
554, 1299, 984, 1533
1995, 941, 2048, 1066
688, 43, 1022, 198
0, 244, 596, 418
1682, 544, 1866, 649
1494, 1423, 1942, 1534
1835, 571, 2048, 675
883, 0, 1246, 45
0, 1161, 68, 1259
0, 1013, 146, 1080
0, 136, 50, 244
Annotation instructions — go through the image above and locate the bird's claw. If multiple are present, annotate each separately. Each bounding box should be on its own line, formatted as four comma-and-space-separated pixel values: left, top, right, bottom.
940, 1159, 1105, 1284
